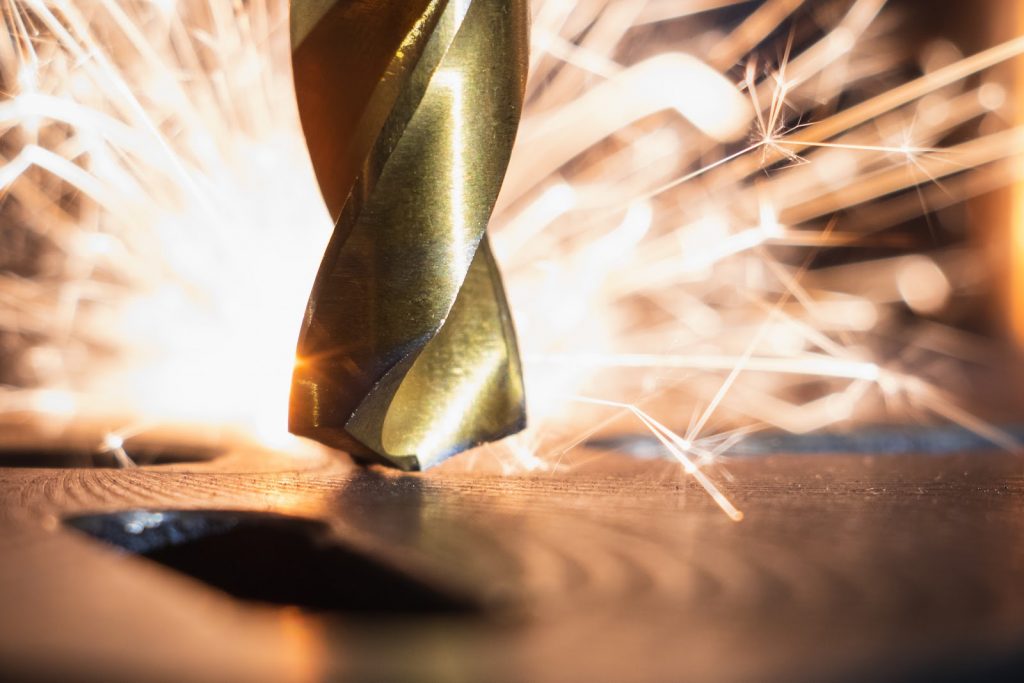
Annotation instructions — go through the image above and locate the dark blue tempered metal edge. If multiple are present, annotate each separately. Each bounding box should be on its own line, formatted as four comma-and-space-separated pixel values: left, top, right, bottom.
589, 424, 1024, 458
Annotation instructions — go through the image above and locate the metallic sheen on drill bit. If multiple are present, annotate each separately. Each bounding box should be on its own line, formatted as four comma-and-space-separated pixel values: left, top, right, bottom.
289, 0, 528, 470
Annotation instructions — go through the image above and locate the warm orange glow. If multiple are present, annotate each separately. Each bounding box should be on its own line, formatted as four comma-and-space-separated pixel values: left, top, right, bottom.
2, 0, 1023, 519
1011, 3, 1024, 344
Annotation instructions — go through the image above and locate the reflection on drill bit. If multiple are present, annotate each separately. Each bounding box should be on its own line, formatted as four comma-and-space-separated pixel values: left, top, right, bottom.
289, 0, 528, 470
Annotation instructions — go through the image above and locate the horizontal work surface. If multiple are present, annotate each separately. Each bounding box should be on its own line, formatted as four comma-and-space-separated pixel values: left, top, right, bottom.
1, 443, 1023, 683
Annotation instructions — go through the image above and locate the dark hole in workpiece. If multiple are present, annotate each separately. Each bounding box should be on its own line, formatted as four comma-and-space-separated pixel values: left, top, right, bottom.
65, 510, 477, 615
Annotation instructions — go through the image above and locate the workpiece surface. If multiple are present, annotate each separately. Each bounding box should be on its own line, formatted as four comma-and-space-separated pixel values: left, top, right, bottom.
1, 445, 1023, 682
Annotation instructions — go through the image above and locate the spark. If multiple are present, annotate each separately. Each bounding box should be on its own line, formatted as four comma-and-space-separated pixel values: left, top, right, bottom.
1, 0, 1023, 520
570, 394, 744, 522
98, 431, 134, 468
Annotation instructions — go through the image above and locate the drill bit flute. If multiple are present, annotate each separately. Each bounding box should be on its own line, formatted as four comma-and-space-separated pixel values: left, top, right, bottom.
289, 0, 528, 470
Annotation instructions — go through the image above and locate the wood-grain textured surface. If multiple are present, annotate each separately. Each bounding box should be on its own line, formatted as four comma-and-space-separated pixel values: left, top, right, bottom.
1, 443, 1024, 682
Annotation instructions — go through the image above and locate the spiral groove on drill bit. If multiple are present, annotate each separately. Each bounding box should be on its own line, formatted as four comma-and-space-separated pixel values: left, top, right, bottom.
289, 0, 528, 470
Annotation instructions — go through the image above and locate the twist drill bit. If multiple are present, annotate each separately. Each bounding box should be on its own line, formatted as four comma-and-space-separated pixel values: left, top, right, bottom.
289, 0, 528, 470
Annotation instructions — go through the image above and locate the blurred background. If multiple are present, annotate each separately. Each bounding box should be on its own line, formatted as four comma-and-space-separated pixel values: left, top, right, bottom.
1, 0, 1024, 472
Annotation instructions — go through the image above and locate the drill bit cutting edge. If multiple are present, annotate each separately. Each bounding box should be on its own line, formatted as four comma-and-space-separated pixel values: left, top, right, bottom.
288, 0, 529, 470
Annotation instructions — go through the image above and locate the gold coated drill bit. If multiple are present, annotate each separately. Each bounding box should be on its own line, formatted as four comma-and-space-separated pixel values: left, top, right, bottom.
288, 1, 528, 470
